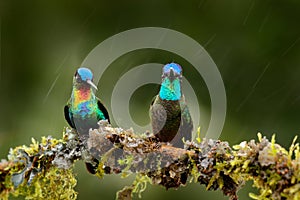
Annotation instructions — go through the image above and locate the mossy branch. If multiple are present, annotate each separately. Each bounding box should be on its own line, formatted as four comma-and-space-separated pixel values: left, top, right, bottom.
1, 120, 300, 200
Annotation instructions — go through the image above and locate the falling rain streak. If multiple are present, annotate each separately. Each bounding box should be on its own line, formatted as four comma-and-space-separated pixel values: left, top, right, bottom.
236, 62, 270, 112
258, 8, 271, 33
43, 73, 61, 104
243, 0, 255, 25
281, 36, 300, 57
192, 34, 216, 58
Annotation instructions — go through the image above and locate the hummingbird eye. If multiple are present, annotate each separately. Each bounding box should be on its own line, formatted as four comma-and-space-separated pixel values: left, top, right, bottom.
74, 71, 82, 81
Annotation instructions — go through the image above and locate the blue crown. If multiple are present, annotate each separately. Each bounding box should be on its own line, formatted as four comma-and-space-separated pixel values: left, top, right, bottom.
163, 63, 182, 75
77, 67, 93, 81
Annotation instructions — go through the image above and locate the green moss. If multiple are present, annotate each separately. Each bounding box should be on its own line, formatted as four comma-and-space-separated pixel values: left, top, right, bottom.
95, 162, 105, 179
188, 156, 200, 183
231, 134, 300, 199
196, 127, 201, 144
132, 174, 151, 198
11, 167, 77, 200
2, 126, 300, 200
1, 135, 77, 200
116, 173, 152, 200
118, 154, 134, 178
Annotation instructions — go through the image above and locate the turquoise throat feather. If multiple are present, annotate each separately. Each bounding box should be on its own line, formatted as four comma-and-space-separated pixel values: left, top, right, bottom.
159, 78, 181, 101
150, 63, 193, 148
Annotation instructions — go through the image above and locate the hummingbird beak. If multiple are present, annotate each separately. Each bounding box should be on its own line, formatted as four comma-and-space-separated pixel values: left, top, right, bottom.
87, 79, 98, 90
168, 68, 176, 82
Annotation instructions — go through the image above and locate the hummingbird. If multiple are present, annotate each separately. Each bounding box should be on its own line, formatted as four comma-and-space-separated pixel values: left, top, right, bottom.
150, 63, 193, 148
64, 67, 110, 174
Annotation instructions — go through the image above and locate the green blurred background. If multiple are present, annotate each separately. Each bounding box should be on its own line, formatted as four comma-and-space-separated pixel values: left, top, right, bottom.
1, 0, 300, 199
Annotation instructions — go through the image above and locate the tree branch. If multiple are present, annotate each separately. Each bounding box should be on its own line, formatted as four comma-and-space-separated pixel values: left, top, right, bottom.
0, 121, 299, 200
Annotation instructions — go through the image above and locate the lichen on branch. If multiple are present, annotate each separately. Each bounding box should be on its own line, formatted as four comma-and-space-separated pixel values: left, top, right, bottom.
0, 120, 300, 200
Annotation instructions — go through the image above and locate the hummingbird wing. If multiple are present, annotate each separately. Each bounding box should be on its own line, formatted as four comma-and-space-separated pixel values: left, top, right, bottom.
150, 95, 157, 106
97, 99, 110, 123
170, 97, 193, 147
64, 104, 75, 128
179, 95, 193, 142
65, 102, 102, 175
149, 95, 166, 135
